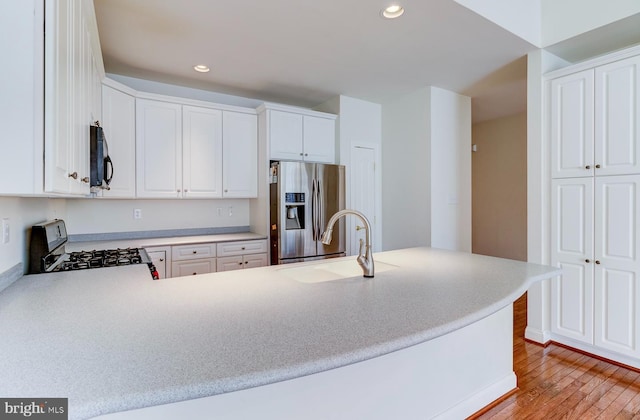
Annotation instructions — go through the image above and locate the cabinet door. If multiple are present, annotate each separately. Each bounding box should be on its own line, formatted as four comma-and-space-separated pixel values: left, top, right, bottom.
183, 106, 223, 198
101, 85, 136, 198
222, 111, 257, 197
171, 259, 216, 277
136, 99, 182, 198
303, 116, 335, 163
216, 256, 245, 272
146, 246, 171, 279
243, 253, 268, 269
550, 70, 595, 179
551, 178, 594, 344
595, 56, 640, 176
594, 175, 640, 357
44, 0, 73, 194
269, 110, 303, 160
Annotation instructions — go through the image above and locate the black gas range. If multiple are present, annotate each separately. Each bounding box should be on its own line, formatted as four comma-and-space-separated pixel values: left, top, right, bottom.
29, 220, 159, 279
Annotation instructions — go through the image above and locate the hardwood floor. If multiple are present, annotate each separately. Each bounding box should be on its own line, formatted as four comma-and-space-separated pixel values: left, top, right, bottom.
471, 293, 640, 419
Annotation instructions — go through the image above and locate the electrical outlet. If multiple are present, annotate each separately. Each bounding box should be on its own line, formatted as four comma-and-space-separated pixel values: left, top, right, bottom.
2, 218, 9, 244
228, 206, 233, 217
133, 209, 142, 219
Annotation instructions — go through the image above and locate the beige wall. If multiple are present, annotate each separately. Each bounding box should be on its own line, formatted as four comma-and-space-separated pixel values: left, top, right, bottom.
472, 112, 527, 261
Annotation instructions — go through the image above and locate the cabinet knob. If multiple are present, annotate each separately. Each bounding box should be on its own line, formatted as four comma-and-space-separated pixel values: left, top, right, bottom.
241, 247, 246, 250
159, 259, 164, 262
177, 189, 181, 193
585, 165, 591, 170
68, 172, 78, 179
299, 153, 303, 156
238, 262, 243, 265
585, 259, 590, 263
81, 177, 89, 183
595, 260, 601, 264
192, 272, 197, 275
595, 164, 601, 169
304, 153, 308, 156
184, 189, 188, 192
224, 189, 228, 193
244, 261, 248, 264
192, 251, 197, 254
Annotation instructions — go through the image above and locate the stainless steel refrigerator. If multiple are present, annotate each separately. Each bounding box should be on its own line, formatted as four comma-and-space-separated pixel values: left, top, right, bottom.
270, 161, 345, 264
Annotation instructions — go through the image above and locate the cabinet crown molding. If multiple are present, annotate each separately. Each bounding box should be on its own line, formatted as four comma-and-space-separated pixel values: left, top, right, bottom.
257, 102, 337, 120
545, 42, 640, 80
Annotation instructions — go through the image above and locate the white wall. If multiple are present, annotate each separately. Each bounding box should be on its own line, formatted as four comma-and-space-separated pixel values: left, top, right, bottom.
541, 0, 640, 46
429, 87, 472, 252
0, 197, 66, 273
525, 49, 570, 344
381, 87, 471, 252
64, 199, 250, 235
316, 96, 383, 253
381, 88, 431, 251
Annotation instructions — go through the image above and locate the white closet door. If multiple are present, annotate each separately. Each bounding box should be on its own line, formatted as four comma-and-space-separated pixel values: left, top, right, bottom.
550, 70, 595, 179
594, 175, 640, 357
594, 56, 640, 176
551, 178, 594, 344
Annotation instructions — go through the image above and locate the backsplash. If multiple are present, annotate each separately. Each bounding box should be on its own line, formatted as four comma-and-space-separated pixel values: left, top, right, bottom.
64, 198, 251, 235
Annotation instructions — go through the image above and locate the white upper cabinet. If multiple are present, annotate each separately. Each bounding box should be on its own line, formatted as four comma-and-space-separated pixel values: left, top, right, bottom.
550, 70, 595, 179
136, 97, 257, 199
183, 106, 223, 198
136, 99, 183, 198
101, 82, 136, 198
260, 104, 336, 163
594, 56, 640, 176
551, 55, 640, 179
269, 110, 304, 160
303, 115, 336, 163
44, 0, 104, 195
222, 111, 258, 198
0, 0, 43, 195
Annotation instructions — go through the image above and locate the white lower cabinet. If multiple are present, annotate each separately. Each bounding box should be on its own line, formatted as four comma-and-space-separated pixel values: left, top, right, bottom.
551, 175, 640, 360
170, 243, 217, 277
146, 246, 171, 279
172, 259, 217, 277
216, 240, 268, 272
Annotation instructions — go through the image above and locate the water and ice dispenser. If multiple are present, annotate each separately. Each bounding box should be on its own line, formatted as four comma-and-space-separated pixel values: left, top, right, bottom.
285, 192, 305, 230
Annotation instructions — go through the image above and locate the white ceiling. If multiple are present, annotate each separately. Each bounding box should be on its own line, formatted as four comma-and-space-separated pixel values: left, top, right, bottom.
94, 0, 540, 122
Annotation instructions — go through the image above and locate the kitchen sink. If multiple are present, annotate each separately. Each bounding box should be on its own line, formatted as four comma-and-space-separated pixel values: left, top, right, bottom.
277, 259, 398, 283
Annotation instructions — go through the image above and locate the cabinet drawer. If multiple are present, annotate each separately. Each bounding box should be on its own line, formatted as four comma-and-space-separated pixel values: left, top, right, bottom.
217, 239, 267, 257
171, 258, 216, 277
172, 243, 216, 261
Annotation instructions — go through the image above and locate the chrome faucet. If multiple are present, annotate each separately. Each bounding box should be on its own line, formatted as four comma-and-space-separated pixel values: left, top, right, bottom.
321, 209, 374, 278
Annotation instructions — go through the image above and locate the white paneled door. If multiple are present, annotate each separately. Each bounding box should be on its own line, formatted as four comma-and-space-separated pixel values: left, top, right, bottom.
551, 178, 594, 344
594, 175, 640, 357
594, 56, 640, 176
550, 70, 595, 179
350, 145, 377, 256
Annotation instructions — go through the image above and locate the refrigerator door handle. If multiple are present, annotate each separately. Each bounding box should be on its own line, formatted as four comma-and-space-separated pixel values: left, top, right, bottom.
317, 179, 323, 238
311, 178, 317, 241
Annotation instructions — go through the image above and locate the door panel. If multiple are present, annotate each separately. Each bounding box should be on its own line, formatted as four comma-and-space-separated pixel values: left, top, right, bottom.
595, 56, 640, 176
594, 175, 640, 357
551, 178, 594, 343
350, 146, 377, 256
317, 163, 345, 256
182, 106, 223, 198
550, 70, 594, 178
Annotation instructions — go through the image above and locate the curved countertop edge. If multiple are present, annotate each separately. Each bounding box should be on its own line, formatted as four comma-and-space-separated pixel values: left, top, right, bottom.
84, 264, 559, 419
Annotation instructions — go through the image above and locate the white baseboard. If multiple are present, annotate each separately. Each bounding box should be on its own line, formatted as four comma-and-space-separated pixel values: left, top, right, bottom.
525, 326, 551, 344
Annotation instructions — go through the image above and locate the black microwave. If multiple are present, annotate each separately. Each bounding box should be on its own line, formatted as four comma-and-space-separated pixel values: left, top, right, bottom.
90, 123, 113, 189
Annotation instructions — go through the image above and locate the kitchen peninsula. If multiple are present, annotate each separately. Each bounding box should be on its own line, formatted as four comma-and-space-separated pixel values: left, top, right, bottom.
0, 247, 560, 419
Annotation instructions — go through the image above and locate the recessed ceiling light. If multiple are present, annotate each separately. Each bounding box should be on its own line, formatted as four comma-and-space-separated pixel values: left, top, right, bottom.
381, 4, 404, 19
193, 65, 210, 73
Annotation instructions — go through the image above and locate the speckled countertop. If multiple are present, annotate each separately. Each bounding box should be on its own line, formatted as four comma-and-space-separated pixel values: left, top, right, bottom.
0, 247, 560, 419
66, 232, 267, 252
